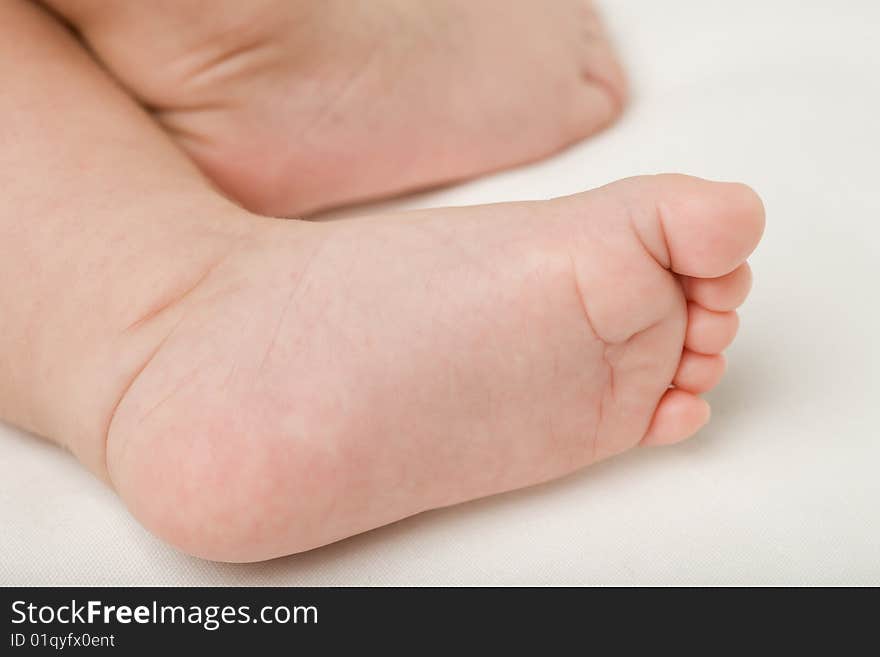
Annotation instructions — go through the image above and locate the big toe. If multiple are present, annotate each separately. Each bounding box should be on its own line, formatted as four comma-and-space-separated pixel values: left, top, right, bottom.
616, 174, 765, 278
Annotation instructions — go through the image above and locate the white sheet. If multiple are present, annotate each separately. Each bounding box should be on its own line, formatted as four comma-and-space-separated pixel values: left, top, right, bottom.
3, 0, 879, 585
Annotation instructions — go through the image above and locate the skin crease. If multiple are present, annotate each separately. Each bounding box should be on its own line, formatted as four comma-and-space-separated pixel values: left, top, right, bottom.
43, 0, 627, 216
3, 1, 764, 562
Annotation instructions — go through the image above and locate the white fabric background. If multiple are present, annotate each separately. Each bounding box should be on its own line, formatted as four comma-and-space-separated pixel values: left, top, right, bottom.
2, 0, 878, 585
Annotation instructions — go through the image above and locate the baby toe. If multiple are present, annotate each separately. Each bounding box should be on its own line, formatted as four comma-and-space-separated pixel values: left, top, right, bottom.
684, 302, 739, 354
641, 389, 711, 446
673, 350, 726, 393
680, 262, 752, 312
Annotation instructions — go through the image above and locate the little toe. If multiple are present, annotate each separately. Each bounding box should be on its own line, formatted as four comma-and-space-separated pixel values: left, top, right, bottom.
680, 262, 752, 312
684, 303, 739, 354
672, 350, 726, 393
641, 389, 710, 447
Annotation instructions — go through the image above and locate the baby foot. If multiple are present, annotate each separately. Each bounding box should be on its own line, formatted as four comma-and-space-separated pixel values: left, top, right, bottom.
46, 0, 626, 216
105, 175, 764, 561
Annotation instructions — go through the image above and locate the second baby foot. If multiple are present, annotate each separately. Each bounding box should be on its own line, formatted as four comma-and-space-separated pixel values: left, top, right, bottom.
105, 174, 764, 561
45, 0, 626, 216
